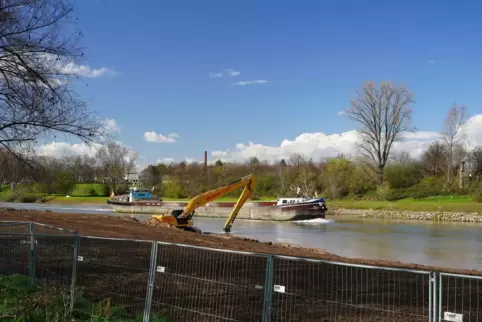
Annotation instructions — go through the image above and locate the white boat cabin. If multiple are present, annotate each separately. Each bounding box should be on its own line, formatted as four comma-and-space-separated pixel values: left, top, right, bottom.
276, 197, 309, 206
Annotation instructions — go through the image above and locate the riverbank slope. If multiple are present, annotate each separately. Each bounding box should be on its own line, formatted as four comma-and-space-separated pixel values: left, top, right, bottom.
0, 207, 481, 276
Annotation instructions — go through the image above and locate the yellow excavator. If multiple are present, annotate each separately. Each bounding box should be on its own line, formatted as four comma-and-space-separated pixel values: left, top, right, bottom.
151, 174, 256, 233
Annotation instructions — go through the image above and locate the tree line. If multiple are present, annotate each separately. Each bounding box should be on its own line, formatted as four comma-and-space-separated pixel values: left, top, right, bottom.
5, 136, 482, 202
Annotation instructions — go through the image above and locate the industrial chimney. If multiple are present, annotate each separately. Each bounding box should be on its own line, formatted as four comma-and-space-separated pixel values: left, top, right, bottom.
204, 150, 208, 180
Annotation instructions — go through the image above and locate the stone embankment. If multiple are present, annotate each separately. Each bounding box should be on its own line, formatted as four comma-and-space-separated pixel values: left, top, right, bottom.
329, 208, 482, 222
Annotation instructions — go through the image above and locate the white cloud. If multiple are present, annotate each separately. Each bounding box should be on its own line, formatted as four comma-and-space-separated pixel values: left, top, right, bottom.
227, 69, 240, 77
232, 80, 268, 86
209, 68, 240, 78
36, 141, 102, 158
36, 53, 116, 81
212, 150, 229, 157
157, 158, 175, 164
207, 114, 482, 164
463, 114, 482, 147
143, 131, 179, 143
36, 139, 141, 173
0, 53, 115, 89
34, 118, 121, 158
59, 62, 115, 78
337, 110, 346, 116
102, 119, 120, 133
209, 72, 223, 78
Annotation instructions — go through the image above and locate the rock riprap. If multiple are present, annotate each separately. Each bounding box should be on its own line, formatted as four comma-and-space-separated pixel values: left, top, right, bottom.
329, 208, 482, 222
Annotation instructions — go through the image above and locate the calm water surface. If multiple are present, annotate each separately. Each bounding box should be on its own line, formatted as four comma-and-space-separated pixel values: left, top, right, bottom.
2, 202, 482, 270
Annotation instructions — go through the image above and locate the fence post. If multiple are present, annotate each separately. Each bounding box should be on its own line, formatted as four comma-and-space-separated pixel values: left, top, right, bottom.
438, 272, 442, 322
262, 255, 274, 322
28, 223, 36, 285
143, 241, 159, 322
428, 271, 435, 322
69, 234, 80, 315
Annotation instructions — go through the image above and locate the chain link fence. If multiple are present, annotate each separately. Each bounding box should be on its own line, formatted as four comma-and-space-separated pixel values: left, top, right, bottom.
0, 221, 481, 321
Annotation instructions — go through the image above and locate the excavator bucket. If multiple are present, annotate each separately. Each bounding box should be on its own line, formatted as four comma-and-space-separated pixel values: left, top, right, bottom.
148, 209, 201, 232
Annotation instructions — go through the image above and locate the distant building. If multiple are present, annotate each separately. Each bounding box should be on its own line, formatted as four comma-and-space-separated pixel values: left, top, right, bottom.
124, 172, 139, 184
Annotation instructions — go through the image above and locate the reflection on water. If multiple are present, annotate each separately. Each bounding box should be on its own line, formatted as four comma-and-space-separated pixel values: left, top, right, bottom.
3, 202, 482, 270
192, 216, 482, 270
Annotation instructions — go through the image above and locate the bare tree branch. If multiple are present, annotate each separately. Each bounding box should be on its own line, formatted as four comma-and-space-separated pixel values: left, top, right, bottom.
0, 0, 107, 163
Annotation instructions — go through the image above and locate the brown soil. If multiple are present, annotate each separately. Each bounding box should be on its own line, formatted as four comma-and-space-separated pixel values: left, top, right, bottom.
0, 208, 480, 321
1, 207, 480, 276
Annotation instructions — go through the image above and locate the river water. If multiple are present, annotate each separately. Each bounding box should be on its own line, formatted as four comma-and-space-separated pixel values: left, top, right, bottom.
2, 201, 482, 271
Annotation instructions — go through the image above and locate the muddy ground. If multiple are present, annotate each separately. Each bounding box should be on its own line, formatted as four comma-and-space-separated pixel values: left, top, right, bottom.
0, 208, 481, 321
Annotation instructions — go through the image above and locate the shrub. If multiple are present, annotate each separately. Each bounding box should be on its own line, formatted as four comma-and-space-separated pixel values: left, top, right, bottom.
71, 184, 110, 196
386, 188, 410, 201
472, 190, 482, 203
0, 274, 170, 321
18, 195, 41, 203
375, 181, 391, 201
88, 188, 98, 196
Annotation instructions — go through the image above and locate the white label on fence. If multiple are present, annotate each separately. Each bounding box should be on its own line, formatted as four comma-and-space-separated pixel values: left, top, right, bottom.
156, 266, 165, 273
444, 312, 463, 322
274, 285, 285, 293
255, 284, 263, 290
77, 256, 83, 262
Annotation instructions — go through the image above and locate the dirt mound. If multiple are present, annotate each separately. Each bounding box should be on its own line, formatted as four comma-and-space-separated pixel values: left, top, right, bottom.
1, 207, 482, 276
145, 217, 176, 229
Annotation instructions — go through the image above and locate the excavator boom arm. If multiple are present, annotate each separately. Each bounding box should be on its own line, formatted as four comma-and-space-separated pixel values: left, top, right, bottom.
222, 176, 255, 232
180, 174, 256, 232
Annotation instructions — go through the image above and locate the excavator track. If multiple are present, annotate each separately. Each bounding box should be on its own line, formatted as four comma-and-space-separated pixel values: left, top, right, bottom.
183, 226, 202, 233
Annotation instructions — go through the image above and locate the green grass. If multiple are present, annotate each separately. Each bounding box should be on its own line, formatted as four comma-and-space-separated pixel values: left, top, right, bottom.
0, 274, 170, 321
330, 195, 482, 213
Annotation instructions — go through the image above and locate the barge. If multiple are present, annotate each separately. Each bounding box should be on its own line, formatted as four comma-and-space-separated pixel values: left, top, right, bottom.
107, 188, 327, 221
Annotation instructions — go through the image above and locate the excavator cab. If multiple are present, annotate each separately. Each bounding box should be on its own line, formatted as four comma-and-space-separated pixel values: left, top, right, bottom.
171, 209, 191, 225
150, 174, 256, 233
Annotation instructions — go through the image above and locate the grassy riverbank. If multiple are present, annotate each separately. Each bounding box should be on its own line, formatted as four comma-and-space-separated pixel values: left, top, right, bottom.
330, 195, 482, 213
0, 275, 167, 321
2, 188, 482, 214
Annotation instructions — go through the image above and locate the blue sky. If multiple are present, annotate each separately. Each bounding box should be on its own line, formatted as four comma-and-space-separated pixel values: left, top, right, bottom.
43, 0, 482, 166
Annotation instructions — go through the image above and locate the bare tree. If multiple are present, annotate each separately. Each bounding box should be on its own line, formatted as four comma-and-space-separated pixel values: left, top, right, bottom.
441, 104, 467, 183
36, 156, 63, 194
344, 81, 414, 184
139, 165, 162, 188
123, 150, 139, 182
421, 141, 447, 177
0, 0, 107, 162
390, 150, 412, 165
95, 143, 134, 190
469, 148, 482, 180
0, 148, 29, 189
